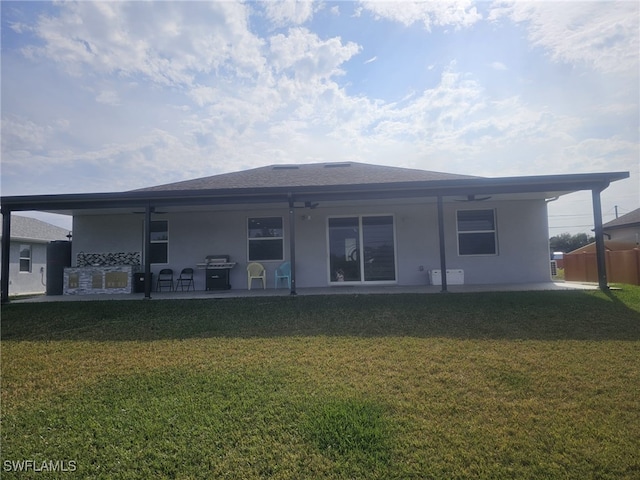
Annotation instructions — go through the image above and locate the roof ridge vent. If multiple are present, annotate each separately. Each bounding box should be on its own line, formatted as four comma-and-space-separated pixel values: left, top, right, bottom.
272, 165, 300, 170
324, 162, 351, 168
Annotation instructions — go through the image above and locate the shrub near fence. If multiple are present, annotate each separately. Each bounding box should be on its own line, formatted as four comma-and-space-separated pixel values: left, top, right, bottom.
565, 248, 640, 285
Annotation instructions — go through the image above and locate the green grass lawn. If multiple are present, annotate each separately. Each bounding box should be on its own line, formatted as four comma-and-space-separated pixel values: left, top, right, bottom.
2, 288, 639, 479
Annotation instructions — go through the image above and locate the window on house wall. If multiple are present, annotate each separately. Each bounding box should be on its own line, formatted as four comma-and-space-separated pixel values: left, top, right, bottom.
19, 244, 31, 272
248, 217, 284, 261
150, 220, 169, 264
457, 209, 497, 255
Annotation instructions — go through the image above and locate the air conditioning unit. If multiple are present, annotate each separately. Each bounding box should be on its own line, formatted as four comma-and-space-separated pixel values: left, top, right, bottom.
429, 269, 464, 286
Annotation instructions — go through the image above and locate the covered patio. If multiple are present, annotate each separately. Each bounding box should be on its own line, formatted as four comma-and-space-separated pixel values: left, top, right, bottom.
1, 166, 628, 304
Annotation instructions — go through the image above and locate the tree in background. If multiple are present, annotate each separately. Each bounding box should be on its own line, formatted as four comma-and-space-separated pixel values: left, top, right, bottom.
549, 233, 595, 253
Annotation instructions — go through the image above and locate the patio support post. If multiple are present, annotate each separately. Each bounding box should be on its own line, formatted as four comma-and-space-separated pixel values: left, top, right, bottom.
437, 195, 448, 293
1, 208, 11, 304
592, 186, 609, 291
288, 196, 297, 295
143, 204, 152, 299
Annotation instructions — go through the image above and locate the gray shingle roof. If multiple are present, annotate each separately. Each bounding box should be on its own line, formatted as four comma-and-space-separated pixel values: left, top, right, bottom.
134, 162, 479, 192
603, 208, 640, 230
0, 215, 70, 242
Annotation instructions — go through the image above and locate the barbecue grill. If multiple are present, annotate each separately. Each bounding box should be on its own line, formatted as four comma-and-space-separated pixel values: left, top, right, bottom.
196, 255, 236, 290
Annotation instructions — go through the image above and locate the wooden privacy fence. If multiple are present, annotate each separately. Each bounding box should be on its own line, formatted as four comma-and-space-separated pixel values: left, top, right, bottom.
564, 248, 640, 285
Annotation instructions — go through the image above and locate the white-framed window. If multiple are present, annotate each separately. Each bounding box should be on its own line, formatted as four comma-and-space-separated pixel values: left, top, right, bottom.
150, 220, 169, 264
248, 217, 284, 261
19, 244, 32, 272
457, 209, 497, 255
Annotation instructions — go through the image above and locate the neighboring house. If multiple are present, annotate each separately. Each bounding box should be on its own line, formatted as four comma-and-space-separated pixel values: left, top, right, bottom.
0, 162, 630, 300
602, 208, 640, 245
0, 215, 70, 296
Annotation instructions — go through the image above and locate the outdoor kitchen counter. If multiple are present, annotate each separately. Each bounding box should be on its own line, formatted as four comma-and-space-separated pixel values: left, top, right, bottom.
64, 265, 138, 295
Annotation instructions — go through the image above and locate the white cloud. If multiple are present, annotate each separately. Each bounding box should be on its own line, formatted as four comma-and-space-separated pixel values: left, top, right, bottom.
490, 61, 507, 70
1, 116, 51, 154
95, 90, 120, 106
21, 1, 265, 87
360, 0, 482, 30
263, 1, 317, 27
490, 1, 639, 74
559, 136, 639, 173
268, 27, 361, 81
8, 21, 29, 34
305, 61, 601, 178
177, 57, 628, 182
188, 86, 219, 108
364, 56, 377, 64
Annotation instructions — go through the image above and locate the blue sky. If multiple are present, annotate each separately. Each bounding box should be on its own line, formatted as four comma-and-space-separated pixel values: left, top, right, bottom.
1, 0, 638, 234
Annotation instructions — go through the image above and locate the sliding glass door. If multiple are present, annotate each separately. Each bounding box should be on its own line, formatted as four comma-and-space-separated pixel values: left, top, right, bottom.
328, 215, 396, 283
329, 217, 361, 282
362, 216, 396, 281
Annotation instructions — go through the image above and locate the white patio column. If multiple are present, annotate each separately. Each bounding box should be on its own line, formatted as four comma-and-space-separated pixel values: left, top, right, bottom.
592, 187, 609, 291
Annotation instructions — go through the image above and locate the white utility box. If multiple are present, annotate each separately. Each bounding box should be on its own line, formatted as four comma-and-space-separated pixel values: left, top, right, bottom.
429, 269, 464, 286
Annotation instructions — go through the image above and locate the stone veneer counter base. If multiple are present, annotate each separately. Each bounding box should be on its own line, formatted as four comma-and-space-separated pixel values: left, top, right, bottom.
64, 266, 138, 295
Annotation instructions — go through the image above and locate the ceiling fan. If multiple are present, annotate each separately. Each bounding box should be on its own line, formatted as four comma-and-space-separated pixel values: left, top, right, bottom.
293, 201, 319, 209
132, 207, 167, 214
454, 194, 492, 202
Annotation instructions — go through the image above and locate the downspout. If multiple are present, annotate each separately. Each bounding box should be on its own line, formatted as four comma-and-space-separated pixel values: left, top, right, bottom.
288, 195, 297, 295
1, 208, 11, 304
143, 204, 152, 299
591, 186, 609, 291
437, 196, 448, 293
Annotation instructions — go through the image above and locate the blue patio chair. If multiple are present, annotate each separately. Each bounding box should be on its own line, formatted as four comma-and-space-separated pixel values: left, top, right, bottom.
274, 261, 291, 289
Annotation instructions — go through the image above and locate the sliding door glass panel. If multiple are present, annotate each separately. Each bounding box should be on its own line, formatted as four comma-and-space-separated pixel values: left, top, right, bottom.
328, 217, 361, 282
362, 216, 396, 281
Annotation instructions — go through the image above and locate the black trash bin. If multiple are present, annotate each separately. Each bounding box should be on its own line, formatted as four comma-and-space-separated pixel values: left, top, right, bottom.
134, 272, 153, 293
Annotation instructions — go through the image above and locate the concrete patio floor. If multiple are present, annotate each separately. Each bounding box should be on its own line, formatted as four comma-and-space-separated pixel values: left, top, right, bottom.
9, 281, 599, 303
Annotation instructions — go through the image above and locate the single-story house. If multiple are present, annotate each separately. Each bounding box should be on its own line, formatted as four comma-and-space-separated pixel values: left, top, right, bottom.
0, 215, 70, 296
0, 162, 629, 302
602, 208, 640, 244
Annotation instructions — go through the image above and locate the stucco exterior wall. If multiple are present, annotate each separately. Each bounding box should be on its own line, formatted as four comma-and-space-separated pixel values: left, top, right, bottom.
72, 214, 143, 255
443, 200, 551, 284
72, 198, 551, 291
